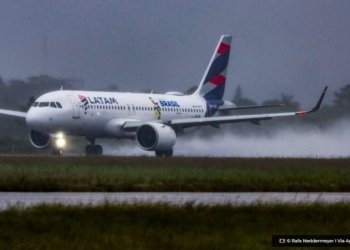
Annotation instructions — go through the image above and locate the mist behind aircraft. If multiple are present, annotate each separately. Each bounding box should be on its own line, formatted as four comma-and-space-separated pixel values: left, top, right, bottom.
104, 119, 350, 158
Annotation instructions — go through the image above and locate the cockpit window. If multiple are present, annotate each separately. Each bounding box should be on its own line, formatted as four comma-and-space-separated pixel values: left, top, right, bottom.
38, 102, 49, 107
33, 101, 62, 108
50, 102, 57, 108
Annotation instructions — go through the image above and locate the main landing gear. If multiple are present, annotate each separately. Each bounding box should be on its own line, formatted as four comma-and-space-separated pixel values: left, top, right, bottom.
85, 138, 103, 156
155, 149, 173, 157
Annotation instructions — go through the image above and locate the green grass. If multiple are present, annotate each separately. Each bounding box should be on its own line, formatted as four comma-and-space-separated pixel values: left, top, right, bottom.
0, 203, 349, 250
0, 156, 349, 191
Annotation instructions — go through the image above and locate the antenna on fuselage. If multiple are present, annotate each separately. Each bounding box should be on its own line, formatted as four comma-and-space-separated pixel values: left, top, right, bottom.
60, 86, 63, 90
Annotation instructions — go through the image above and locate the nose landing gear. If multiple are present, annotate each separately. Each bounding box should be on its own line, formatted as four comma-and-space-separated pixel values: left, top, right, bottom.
52, 132, 66, 156
52, 148, 64, 156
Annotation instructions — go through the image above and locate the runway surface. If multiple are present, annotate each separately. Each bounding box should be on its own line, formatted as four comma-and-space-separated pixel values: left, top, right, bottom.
0, 192, 350, 209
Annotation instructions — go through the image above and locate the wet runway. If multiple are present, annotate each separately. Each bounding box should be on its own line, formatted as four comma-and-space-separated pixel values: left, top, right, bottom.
0, 192, 350, 209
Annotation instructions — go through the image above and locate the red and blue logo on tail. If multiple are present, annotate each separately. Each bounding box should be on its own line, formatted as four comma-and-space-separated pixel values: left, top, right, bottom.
199, 35, 231, 101
192, 35, 232, 116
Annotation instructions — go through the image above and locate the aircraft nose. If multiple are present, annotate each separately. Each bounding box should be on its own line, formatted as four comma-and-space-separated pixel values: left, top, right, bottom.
26, 108, 43, 129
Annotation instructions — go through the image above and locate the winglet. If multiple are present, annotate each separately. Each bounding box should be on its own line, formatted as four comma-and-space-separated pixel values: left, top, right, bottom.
296, 86, 328, 115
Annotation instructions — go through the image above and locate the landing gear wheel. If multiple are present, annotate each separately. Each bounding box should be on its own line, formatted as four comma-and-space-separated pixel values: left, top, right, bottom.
85, 145, 94, 156
85, 145, 103, 156
155, 151, 163, 157
155, 149, 173, 157
164, 149, 173, 157
52, 148, 63, 156
95, 145, 103, 155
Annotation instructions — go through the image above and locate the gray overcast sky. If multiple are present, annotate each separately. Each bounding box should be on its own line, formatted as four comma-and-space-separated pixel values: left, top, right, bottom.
0, 0, 350, 105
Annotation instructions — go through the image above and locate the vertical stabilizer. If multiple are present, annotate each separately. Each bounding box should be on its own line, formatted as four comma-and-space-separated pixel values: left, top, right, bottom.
193, 35, 232, 101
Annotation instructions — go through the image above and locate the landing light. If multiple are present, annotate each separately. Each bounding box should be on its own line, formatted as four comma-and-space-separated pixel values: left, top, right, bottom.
55, 132, 66, 148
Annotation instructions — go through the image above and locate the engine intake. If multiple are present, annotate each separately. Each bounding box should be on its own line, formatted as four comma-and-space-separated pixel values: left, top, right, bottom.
136, 123, 176, 151
29, 129, 52, 149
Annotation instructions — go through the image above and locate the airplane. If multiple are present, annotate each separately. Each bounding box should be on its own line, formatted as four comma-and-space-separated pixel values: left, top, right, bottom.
0, 35, 327, 156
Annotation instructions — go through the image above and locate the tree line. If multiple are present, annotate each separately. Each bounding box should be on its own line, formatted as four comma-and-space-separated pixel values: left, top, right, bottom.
0, 74, 349, 153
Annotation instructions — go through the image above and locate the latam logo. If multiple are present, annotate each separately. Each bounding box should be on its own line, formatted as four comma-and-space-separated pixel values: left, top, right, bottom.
159, 100, 180, 107
79, 95, 118, 105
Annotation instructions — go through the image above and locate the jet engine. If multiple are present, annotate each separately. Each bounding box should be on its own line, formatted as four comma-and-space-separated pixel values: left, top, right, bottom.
29, 129, 52, 149
136, 123, 176, 151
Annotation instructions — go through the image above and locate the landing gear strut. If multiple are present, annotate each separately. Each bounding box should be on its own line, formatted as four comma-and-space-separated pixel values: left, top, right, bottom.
52, 148, 63, 156
85, 138, 103, 156
52, 132, 65, 156
155, 149, 173, 157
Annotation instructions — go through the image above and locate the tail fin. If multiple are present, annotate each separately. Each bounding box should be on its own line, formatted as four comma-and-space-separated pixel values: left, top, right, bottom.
193, 35, 232, 101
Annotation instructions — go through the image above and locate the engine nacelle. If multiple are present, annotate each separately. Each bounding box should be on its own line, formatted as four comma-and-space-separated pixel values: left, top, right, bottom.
136, 123, 176, 151
29, 129, 52, 149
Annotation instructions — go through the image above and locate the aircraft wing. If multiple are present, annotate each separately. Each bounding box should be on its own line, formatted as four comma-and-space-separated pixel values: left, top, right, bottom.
122, 87, 327, 131
170, 86, 327, 129
122, 120, 145, 131
171, 111, 300, 128
218, 103, 284, 111
0, 109, 27, 118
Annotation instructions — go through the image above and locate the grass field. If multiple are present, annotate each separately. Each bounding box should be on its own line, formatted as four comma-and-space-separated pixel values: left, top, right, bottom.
0, 156, 349, 191
0, 203, 349, 250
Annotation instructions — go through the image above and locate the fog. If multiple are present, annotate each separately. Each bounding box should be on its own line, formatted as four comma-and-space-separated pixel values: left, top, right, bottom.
103, 120, 350, 158
1, 1, 350, 103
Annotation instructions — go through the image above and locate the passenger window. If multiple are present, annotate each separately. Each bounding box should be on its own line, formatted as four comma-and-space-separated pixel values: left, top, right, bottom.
50, 102, 57, 108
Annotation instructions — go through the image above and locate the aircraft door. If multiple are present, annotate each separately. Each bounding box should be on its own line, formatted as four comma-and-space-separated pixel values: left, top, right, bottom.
67, 95, 80, 119
127, 104, 136, 116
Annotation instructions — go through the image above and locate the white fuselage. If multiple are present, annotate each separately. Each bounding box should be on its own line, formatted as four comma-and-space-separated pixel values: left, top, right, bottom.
25, 90, 207, 138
